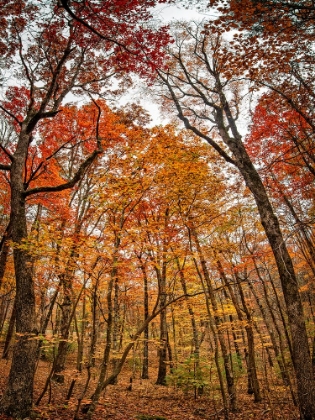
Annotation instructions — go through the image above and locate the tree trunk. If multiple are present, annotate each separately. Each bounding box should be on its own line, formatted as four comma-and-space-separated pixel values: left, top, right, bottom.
0, 128, 38, 419
140, 261, 150, 379
89, 249, 117, 410
156, 208, 169, 386
52, 275, 72, 383
216, 259, 261, 403
0, 222, 11, 290
176, 256, 200, 360
0, 292, 11, 337
109, 275, 120, 384
193, 257, 228, 418
156, 294, 168, 385
2, 300, 16, 360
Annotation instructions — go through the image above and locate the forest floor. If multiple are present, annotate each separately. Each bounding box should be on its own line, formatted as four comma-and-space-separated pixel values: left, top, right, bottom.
0, 356, 299, 420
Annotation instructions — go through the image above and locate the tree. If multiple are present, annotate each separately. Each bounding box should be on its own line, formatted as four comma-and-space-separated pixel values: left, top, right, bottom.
245, 92, 315, 288
157, 21, 315, 419
0, 2, 171, 416
208, 0, 315, 138
59, 0, 172, 77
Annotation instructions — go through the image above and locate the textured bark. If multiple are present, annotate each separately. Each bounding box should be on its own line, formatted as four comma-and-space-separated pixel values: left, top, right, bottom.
2, 300, 16, 360
0, 222, 11, 290
139, 261, 150, 379
52, 284, 72, 383
156, 208, 170, 386
0, 128, 38, 418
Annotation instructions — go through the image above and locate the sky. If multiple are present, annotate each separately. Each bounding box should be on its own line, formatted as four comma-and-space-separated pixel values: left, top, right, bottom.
152, 3, 213, 22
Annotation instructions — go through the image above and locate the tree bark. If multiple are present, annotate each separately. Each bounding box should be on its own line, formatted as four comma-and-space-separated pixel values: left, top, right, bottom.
156, 207, 170, 386
139, 260, 150, 379
2, 300, 16, 360
52, 274, 73, 383
0, 128, 38, 419
0, 222, 12, 290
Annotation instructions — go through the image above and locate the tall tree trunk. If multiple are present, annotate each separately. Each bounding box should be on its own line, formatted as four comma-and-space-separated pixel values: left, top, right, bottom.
156, 208, 170, 386
0, 128, 38, 419
155, 280, 168, 385
235, 274, 261, 402
110, 274, 120, 384
247, 278, 291, 386
89, 244, 118, 409
262, 265, 294, 361
175, 256, 200, 360
90, 274, 101, 368
139, 260, 150, 379
193, 256, 228, 418
66, 289, 87, 403
52, 274, 73, 383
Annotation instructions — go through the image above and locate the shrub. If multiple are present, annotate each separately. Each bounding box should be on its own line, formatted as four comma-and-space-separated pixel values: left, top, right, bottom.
166, 355, 209, 394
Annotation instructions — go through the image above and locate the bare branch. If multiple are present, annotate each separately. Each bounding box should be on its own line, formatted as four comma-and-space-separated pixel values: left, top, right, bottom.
157, 70, 236, 166
0, 105, 22, 127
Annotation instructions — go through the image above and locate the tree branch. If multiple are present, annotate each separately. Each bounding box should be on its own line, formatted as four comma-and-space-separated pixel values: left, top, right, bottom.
60, 0, 136, 54
0, 106, 22, 127
23, 148, 102, 197
26, 109, 62, 135
157, 70, 236, 166
0, 164, 11, 171
0, 142, 14, 162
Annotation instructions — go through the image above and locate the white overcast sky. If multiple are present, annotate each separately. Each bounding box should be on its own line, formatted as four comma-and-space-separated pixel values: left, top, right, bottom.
152, 3, 212, 22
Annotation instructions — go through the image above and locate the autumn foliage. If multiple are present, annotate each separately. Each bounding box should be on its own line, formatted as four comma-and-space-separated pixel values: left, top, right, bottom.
0, 1, 315, 420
